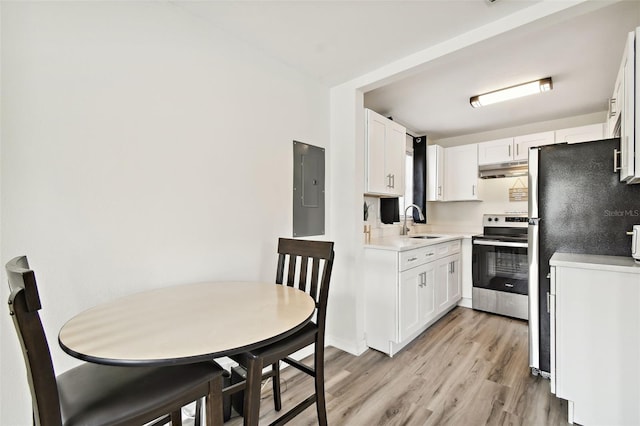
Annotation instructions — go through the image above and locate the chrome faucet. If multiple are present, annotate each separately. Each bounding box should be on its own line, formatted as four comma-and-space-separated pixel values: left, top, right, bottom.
402, 204, 425, 235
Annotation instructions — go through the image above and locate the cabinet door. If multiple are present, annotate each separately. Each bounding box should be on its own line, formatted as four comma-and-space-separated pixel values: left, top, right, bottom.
427, 145, 444, 201
444, 144, 479, 201
555, 124, 605, 144
419, 262, 437, 324
631, 28, 640, 184
399, 267, 421, 340
447, 255, 461, 303
365, 109, 406, 195
514, 131, 555, 161
619, 31, 635, 182
435, 258, 449, 313
386, 120, 406, 196
366, 109, 388, 194
608, 63, 623, 138
477, 138, 513, 165
549, 266, 557, 395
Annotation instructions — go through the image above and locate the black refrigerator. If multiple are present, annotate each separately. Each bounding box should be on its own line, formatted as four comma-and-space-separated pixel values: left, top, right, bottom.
528, 138, 640, 375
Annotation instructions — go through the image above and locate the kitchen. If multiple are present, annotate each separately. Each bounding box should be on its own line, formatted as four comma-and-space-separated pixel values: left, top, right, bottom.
2, 1, 640, 425
357, 1, 640, 425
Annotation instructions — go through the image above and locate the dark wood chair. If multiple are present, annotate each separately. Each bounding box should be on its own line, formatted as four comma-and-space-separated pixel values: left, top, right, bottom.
230, 238, 335, 426
6, 255, 225, 426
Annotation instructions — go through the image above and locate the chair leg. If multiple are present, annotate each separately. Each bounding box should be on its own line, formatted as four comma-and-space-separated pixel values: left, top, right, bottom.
314, 345, 328, 426
272, 362, 282, 411
194, 398, 202, 426
170, 410, 182, 425
243, 357, 264, 426
206, 375, 224, 426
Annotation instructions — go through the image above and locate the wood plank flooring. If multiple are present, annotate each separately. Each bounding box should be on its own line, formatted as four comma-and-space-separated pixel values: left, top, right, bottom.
224, 307, 568, 425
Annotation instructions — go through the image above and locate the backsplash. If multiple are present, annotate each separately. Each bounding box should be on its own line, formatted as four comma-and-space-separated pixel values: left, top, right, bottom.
364, 177, 528, 239
427, 177, 527, 229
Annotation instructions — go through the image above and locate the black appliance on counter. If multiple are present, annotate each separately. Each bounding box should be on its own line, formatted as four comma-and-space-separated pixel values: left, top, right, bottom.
472, 214, 529, 320
528, 138, 640, 377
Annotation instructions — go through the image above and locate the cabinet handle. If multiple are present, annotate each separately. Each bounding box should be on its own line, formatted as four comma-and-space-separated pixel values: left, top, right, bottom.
508, 145, 511, 157
387, 174, 392, 188
438, 186, 442, 196
472, 185, 476, 196
547, 292, 551, 314
609, 98, 617, 117
391, 174, 395, 188
425, 253, 434, 257
408, 257, 418, 262
516, 144, 519, 156
614, 148, 622, 172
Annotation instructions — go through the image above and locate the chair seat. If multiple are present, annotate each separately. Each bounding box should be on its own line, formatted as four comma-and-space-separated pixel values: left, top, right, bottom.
233, 322, 317, 366
58, 361, 223, 426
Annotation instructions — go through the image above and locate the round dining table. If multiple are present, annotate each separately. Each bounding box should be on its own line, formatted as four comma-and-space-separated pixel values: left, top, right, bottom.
58, 281, 316, 367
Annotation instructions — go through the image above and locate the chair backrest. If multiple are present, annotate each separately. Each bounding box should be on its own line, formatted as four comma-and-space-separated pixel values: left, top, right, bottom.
275, 238, 335, 336
7, 256, 62, 426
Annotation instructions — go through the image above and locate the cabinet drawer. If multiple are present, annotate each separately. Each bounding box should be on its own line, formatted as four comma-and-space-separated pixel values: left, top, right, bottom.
447, 240, 461, 254
435, 240, 461, 259
399, 246, 437, 271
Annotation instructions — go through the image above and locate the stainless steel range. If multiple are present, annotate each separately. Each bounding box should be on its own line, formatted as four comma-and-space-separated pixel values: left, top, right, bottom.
472, 214, 529, 320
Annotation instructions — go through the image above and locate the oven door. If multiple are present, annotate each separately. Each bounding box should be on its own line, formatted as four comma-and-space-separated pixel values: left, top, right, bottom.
472, 240, 528, 295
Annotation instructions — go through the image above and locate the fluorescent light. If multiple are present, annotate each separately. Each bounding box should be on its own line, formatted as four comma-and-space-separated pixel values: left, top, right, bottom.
470, 77, 553, 108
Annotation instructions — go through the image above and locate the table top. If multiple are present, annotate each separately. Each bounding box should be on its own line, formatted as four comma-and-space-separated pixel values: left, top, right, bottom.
58, 281, 316, 366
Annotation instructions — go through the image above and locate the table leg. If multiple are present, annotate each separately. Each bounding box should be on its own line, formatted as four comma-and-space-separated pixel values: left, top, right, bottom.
243, 357, 263, 426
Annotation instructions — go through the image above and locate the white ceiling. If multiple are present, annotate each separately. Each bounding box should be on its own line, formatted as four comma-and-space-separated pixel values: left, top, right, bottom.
173, 0, 640, 140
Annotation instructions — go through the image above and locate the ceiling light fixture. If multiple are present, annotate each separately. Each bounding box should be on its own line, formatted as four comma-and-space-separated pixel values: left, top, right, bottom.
470, 77, 553, 108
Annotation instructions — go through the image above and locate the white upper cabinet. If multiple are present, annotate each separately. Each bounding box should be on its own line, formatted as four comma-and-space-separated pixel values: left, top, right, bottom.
477, 138, 514, 165
478, 132, 554, 165
365, 108, 406, 196
444, 144, 479, 201
555, 124, 605, 144
513, 131, 555, 160
608, 60, 624, 138
618, 31, 635, 182
427, 144, 444, 201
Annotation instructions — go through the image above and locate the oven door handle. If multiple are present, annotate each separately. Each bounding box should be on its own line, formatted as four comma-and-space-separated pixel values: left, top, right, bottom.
473, 240, 528, 248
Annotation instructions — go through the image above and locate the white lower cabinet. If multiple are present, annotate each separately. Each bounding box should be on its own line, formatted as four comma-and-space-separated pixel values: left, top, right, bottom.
549, 253, 640, 426
365, 239, 462, 357
399, 261, 435, 340
436, 254, 460, 312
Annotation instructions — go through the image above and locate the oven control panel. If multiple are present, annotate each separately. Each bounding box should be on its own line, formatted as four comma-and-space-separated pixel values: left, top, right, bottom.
482, 214, 528, 227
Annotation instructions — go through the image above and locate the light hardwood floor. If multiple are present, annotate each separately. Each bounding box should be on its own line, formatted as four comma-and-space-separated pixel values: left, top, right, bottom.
225, 307, 568, 425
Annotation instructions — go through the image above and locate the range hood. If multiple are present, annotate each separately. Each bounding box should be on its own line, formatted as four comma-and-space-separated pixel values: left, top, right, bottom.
479, 161, 528, 179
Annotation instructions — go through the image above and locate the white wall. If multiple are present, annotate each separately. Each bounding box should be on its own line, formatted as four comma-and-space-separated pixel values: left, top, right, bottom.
0, 2, 328, 424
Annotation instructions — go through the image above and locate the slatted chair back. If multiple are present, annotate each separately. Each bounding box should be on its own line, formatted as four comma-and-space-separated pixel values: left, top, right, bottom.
275, 238, 334, 333
6, 256, 63, 426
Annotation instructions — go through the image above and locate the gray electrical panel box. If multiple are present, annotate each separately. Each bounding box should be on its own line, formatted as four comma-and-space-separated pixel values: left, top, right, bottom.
293, 141, 325, 237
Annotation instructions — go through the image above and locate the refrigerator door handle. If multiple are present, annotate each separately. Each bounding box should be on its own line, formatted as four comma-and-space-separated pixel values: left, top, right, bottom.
528, 148, 539, 218
528, 219, 540, 371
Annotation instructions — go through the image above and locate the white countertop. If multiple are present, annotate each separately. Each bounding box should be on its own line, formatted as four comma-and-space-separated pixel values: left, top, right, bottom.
550, 252, 640, 274
365, 233, 468, 252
